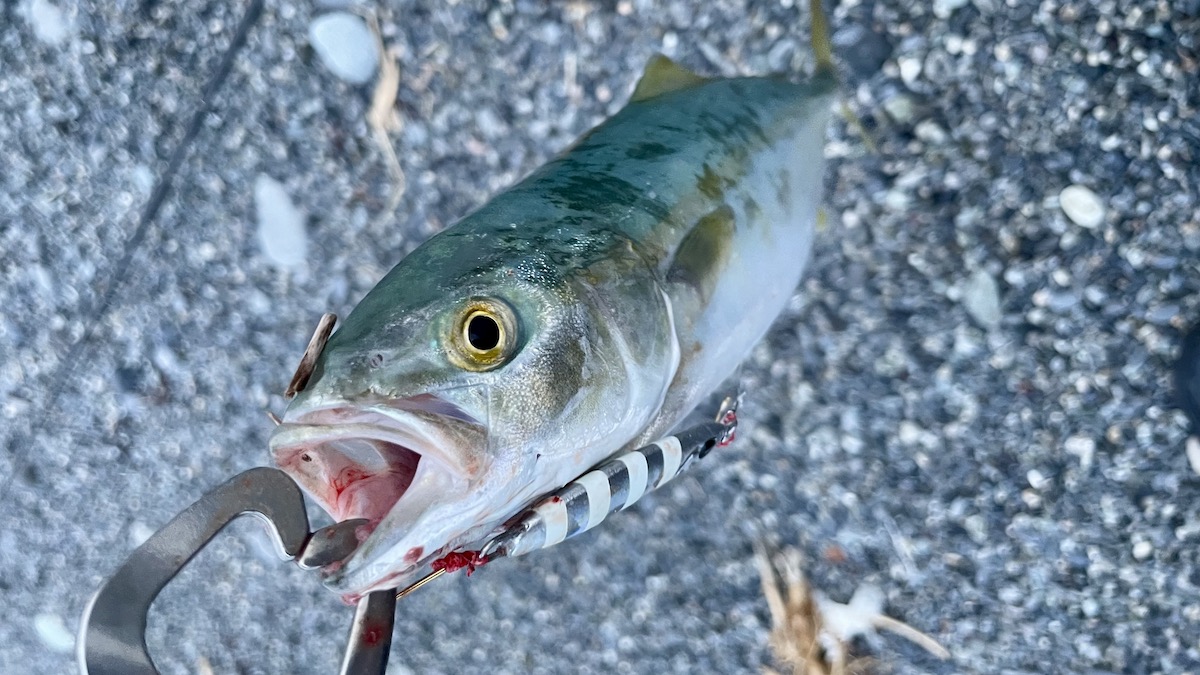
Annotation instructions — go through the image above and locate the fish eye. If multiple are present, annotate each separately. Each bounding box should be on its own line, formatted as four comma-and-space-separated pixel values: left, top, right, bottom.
466, 312, 501, 351
448, 298, 517, 371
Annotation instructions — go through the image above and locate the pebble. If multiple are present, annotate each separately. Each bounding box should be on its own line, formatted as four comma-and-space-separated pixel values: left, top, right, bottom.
831, 24, 893, 77
1064, 435, 1096, 470
898, 420, 922, 445
881, 93, 916, 123
25, 0, 71, 46
915, 120, 949, 144
932, 0, 970, 19
308, 12, 379, 85
961, 269, 1002, 329
34, 612, 74, 653
128, 520, 155, 548
254, 174, 308, 267
1059, 185, 1106, 229
897, 55, 923, 87
1132, 540, 1153, 561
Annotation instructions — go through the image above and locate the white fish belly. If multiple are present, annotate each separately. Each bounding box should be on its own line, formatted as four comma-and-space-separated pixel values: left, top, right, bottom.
669, 103, 833, 422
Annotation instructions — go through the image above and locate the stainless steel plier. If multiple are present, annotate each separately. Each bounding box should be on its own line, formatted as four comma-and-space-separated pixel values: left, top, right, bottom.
77, 466, 392, 675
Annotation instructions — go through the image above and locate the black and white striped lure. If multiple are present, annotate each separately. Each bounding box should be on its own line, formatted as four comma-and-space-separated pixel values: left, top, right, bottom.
479, 403, 737, 561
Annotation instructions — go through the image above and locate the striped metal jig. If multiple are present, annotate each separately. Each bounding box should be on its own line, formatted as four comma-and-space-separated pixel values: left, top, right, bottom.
479, 397, 738, 561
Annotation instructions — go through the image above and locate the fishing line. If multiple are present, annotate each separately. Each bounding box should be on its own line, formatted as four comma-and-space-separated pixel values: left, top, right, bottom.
1, 0, 265, 499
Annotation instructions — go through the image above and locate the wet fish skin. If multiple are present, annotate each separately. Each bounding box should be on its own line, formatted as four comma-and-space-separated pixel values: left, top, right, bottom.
271, 32, 837, 595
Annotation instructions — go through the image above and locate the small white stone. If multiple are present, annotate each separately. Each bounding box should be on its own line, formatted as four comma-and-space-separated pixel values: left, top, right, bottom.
25, 0, 71, 45
881, 94, 916, 123
898, 55, 922, 87
882, 188, 911, 212
961, 269, 1002, 329
1132, 540, 1153, 561
1064, 435, 1096, 470
308, 12, 379, 85
915, 120, 948, 144
132, 164, 155, 195
898, 420, 922, 445
1059, 185, 1106, 229
1187, 436, 1200, 476
128, 520, 156, 548
933, 0, 969, 18
34, 613, 74, 653
254, 174, 308, 267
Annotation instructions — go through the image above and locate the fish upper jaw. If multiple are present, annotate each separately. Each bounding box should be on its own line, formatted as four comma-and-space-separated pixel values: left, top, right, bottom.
268, 395, 487, 569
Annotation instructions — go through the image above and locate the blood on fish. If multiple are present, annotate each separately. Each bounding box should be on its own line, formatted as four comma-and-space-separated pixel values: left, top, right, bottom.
362, 624, 385, 647
431, 551, 489, 576
718, 409, 738, 447
403, 546, 424, 564
354, 521, 377, 543
333, 468, 371, 495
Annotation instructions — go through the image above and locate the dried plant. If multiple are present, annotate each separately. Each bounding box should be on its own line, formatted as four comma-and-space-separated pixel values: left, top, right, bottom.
755, 542, 949, 675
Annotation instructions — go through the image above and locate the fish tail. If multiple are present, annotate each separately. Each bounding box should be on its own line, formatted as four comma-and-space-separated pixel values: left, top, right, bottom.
809, 0, 835, 78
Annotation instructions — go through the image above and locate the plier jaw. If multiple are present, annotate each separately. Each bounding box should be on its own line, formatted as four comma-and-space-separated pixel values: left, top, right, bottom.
77, 466, 393, 675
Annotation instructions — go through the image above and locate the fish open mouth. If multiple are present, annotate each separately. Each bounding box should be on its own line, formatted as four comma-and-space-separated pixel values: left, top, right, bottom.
269, 395, 483, 528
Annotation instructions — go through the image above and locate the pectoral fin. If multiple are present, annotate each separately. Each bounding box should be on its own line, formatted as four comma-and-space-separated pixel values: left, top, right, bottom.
666, 204, 736, 302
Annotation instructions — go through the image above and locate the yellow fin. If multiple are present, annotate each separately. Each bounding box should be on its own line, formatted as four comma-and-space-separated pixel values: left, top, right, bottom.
630, 54, 709, 103
667, 205, 736, 301
809, 0, 835, 76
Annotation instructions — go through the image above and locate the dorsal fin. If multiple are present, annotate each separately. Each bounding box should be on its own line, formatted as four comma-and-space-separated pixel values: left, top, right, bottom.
630, 54, 709, 103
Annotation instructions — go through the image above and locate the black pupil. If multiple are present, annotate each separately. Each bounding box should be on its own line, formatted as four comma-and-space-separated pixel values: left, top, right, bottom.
467, 314, 501, 351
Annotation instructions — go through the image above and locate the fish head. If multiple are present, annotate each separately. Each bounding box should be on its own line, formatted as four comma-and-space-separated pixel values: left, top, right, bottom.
269, 236, 676, 596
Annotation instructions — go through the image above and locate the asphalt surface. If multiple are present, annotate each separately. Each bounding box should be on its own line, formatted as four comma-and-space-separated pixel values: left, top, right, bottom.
3, 0, 1199, 673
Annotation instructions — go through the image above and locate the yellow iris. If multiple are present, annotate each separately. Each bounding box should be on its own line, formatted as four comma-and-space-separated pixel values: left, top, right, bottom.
448, 298, 517, 371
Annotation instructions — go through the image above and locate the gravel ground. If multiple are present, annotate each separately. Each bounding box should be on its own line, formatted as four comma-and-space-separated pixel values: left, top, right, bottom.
3, 0, 1199, 673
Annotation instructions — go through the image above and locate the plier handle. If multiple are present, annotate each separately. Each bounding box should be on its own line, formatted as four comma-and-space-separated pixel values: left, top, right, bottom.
77, 466, 393, 675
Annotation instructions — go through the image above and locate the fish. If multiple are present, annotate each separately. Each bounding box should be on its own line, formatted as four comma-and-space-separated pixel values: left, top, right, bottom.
269, 1, 839, 597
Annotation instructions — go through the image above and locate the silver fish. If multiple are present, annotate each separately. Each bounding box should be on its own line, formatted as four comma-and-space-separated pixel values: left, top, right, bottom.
270, 3, 837, 597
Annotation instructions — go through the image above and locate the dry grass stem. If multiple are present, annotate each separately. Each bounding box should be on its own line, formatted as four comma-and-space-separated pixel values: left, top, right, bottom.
755, 542, 950, 674
360, 10, 406, 222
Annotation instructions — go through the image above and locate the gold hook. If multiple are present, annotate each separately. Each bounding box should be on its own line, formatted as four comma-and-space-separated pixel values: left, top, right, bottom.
394, 568, 446, 601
